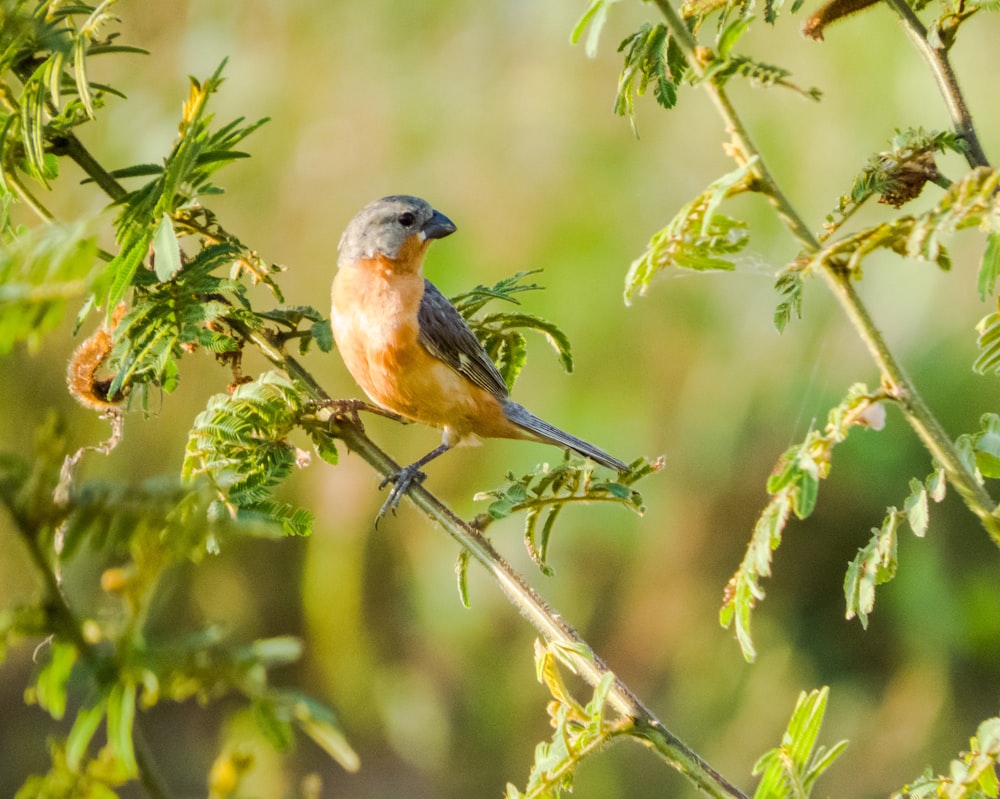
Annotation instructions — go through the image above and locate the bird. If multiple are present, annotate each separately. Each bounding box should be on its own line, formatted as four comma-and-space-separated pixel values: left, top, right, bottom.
330, 194, 628, 518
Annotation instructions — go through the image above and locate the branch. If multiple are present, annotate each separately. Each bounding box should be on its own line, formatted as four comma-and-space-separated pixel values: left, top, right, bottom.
242, 324, 749, 799
650, 0, 1000, 547
882, 0, 990, 169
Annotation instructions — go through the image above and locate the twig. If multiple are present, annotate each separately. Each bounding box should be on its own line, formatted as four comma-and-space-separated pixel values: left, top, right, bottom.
881, 0, 990, 169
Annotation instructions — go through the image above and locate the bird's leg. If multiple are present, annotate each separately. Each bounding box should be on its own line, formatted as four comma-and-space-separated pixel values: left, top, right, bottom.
376, 442, 452, 523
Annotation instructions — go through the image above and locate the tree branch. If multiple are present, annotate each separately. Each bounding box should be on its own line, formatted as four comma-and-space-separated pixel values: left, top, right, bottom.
241, 325, 750, 799
882, 0, 991, 169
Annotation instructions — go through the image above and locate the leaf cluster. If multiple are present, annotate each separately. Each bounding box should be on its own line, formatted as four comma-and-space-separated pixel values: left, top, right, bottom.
98, 60, 268, 311
451, 270, 573, 390
182, 372, 332, 538
0, 219, 99, 354
0, 1, 145, 187
892, 717, 1000, 799
809, 167, 1000, 291
721, 384, 886, 660
751, 688, 847, 799
835, 128, 963, 214
1, 414, 355, 794
506, 641, 627, 799
473, 454, 659, 576
843, 475, 939, 628
624, 159, 755, 303
614, 22, 686, 135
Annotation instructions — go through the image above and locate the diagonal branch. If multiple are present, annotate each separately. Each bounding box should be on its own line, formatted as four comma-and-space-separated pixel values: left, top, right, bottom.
882, 0, 991, 169
241, 324, 749, 799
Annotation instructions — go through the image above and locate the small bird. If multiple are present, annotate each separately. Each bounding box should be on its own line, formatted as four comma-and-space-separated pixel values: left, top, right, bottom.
331, 195, 628, 518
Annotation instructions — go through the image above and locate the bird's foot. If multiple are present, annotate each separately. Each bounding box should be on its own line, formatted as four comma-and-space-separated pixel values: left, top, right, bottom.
375, 463, 428, 524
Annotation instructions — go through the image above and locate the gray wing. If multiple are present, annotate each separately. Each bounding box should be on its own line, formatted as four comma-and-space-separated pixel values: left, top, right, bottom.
418, 279, 509, 399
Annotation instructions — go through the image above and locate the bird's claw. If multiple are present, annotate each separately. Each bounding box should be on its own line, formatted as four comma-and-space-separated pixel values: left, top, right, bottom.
375, 463, 427, 524
314, 398, 371, 430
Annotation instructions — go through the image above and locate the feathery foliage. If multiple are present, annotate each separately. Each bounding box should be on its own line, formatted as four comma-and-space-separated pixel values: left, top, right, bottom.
451, 270, 574, 390
473, 454, 661, 575
751, 688, 847, 799
625, 159, 755, 303
505, 641, 627, 799
891, 718, 1000, 799
721, 384, 886, 661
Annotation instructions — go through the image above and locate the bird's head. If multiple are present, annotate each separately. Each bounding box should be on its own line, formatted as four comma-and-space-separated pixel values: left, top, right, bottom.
337, 195, 456, 270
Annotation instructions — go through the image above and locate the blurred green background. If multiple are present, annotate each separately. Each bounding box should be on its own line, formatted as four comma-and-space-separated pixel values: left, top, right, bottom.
2, 1, 1000, 797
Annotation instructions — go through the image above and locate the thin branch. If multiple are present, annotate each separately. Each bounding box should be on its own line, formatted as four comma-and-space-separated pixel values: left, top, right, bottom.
882, 0, 990, 169
239, 324, 748, 799
51, 132, 128, 201
650, 0, 1000, 547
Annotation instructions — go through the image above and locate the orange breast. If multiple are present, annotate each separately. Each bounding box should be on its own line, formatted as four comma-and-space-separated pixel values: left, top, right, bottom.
331, 259, 529, 444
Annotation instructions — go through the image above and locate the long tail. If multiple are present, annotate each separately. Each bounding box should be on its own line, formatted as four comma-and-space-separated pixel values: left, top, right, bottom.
502, 401, 628, 473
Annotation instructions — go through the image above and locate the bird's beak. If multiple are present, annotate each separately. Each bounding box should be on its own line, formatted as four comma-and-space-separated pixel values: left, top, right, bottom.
421, 210, 457, 241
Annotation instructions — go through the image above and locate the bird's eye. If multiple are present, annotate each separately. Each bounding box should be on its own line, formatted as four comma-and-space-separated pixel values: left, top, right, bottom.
398, 211, 416, 227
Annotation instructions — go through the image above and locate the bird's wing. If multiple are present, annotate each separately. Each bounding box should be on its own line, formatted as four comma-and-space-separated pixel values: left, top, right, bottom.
417, 279, 510, 399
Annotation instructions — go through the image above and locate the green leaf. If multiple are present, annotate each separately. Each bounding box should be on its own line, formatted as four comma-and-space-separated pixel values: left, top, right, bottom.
773, 269, 804, 332
752, 687, 847, 799
152, 213, 182, 281
973, 307, 1000, 375
570, 0, 620, 58
974, 413, 1000, 478
287, 690, 360, 772
978, 230, 1000, 300
311, 318, 334, 352
717, 17, 751, 57
252, 696, 295, 752
66, 694, 108, 771
614, 23, 683, 135
904, 478, 929, 537
30, 641, 78, 721
844, 510, 900, 629
106, 681, 138, 777
456, 549, 472, 608
103, 238, 149, 311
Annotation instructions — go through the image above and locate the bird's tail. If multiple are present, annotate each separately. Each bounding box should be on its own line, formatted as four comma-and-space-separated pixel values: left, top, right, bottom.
502, 401, 628, 473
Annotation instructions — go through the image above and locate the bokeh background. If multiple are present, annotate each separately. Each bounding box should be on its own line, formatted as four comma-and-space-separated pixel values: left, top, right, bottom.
2, 1, 1000, 797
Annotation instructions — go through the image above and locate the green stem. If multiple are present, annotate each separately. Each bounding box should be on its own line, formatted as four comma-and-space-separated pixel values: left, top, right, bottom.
651, 0, 1000, 546
239, 324, 748, 799
882, 0, 990, 169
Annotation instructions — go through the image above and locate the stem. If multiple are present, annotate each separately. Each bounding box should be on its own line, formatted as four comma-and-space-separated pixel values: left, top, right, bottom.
241, 324, 748, 799
652, 0, 1000, 546
52, 132, 128, 201
337, 430, 747, 799
882, 0, 990, 169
